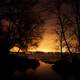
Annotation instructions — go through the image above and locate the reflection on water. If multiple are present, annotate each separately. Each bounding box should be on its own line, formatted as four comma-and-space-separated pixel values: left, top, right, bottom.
36, 61, 53, 74
26, 61, 61, 80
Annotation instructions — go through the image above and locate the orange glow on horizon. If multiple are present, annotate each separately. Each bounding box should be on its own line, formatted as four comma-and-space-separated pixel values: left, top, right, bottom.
27, 46, 67, 53
10, 46, 23, 52
27, 27, 67, 53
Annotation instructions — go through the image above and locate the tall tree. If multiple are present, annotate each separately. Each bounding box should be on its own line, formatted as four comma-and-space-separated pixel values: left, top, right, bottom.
53, 0, 72, 55
0, 0, 42, 51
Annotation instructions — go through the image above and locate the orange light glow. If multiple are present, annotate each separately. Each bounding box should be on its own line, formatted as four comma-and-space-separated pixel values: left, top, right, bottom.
10, 46, 23, 52
28, 45, 67, 53
28, 26, 67, 53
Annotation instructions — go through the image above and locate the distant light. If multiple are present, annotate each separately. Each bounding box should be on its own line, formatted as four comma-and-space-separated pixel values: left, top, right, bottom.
10, 46, 23, 52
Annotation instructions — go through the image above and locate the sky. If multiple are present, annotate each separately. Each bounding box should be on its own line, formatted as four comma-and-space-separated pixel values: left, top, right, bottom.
27, 0, 79, 52
0, 0, 79, 52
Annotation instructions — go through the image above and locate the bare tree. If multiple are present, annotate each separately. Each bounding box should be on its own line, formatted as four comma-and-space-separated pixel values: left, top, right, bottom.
0, 0, 43, 52
52, 0, 72, 56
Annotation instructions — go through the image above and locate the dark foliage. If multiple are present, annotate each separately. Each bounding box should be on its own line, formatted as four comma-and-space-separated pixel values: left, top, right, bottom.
52, 54, 80, 80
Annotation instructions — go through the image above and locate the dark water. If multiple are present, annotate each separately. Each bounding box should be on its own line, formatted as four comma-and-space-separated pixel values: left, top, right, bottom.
8, 53, 80, 80
13, 60, 61, 80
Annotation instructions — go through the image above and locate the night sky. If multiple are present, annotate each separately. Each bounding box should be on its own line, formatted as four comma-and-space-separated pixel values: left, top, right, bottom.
0, 0, 80, 52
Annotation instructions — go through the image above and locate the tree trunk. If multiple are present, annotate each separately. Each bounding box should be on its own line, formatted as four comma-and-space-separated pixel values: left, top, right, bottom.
57, 8, 72, 58
75, 0, 80, 48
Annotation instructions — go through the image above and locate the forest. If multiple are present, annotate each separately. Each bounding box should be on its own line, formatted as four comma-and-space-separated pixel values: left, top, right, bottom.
0, 0, 80, 80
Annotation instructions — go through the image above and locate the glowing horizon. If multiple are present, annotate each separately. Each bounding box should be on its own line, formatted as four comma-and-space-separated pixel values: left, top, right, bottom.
10, 46, 23, 53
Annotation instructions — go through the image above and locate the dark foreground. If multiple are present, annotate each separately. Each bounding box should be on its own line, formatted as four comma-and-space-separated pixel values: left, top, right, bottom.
1, 53, 80, 80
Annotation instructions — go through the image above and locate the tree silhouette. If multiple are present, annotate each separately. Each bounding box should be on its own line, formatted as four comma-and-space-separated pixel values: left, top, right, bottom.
0, 0, 45, 52
70, 0, 80, 49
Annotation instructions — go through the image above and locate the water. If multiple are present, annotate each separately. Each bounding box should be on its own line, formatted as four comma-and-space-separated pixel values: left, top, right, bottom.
25, 61, 61, 80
